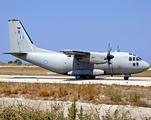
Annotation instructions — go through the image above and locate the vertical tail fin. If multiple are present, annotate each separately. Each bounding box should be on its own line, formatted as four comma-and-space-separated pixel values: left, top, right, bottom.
8, 19, 33, 53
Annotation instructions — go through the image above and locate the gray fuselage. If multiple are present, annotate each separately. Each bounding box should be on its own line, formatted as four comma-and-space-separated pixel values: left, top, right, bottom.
15, 51, 149, 75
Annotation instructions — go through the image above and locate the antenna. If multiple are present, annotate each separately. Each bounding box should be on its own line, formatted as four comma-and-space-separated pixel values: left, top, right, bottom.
117, 45, 120, 52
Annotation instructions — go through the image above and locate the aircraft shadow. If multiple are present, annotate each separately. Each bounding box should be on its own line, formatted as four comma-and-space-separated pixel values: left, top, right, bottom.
64, 77, 105, 81
12, 77, 37, 79
11, 76, 105, 81
10, 77, 68, 79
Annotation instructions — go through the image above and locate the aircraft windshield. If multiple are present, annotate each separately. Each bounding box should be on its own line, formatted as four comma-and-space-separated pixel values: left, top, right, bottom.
136, 57, 141, 61
129, 53, 142, 61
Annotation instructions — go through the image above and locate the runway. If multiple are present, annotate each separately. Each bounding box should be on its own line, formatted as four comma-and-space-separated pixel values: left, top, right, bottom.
0, 75, 151, 86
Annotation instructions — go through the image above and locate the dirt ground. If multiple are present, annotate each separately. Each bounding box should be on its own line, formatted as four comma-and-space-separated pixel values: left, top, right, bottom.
0, 97, 151, 120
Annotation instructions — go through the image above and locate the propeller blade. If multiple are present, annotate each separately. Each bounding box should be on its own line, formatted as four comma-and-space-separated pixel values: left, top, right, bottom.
107, 43, 114, 64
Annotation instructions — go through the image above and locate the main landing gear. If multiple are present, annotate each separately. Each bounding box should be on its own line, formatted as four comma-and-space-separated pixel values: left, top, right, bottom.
75, 75, 96, 79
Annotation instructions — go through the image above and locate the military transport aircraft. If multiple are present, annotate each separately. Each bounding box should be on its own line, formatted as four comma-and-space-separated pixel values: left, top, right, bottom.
5, 19, 150, 80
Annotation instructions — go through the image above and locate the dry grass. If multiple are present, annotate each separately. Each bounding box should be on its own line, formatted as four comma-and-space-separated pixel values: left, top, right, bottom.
0, 67, 63, 76
0, 63, 34, 66
131, 70, 151, 77
0, 82, 151, 108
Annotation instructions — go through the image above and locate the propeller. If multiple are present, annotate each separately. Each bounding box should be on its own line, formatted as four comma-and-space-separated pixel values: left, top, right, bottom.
106, 43, 114, 64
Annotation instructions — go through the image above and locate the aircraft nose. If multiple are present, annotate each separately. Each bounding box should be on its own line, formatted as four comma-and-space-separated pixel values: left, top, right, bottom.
142, 61, 150, 71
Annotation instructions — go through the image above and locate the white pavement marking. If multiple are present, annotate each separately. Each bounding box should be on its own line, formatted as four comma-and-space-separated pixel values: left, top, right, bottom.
0, 75, 151, 86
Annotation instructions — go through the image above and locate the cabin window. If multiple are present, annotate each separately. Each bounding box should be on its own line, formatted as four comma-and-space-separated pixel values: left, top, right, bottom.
136, 62, 139, 66
133, 57, 135, 61
133, 63, 135, 66
129, 57, 132, 61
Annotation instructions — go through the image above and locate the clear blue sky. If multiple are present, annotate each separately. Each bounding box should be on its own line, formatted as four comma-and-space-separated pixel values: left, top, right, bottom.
0, 0, 151, 63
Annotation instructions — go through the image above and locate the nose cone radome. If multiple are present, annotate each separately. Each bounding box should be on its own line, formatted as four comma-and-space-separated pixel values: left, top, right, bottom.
142, 61, 150, 71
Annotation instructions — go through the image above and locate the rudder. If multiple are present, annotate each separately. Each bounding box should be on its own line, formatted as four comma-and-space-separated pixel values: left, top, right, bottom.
8, 19, 33, 53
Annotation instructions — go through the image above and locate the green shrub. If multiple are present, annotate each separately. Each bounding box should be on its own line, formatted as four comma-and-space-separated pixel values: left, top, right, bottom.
68, 97, 77, 120
8, 61, 13, 64
14, 59, 22, 65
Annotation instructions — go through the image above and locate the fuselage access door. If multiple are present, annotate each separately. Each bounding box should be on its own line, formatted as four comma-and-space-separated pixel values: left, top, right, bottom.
112, 56, 123, 74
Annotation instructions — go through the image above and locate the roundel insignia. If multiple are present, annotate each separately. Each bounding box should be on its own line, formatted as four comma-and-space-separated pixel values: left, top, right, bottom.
44, 60, 48, 64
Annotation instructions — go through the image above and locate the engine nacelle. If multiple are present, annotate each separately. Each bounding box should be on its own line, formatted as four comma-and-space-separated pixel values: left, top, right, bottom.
67, 69, 104, 76
78, 53, 107, 64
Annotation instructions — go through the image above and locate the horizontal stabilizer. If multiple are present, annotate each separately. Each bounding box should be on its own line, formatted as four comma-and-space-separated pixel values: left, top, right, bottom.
3, 53, 27, 56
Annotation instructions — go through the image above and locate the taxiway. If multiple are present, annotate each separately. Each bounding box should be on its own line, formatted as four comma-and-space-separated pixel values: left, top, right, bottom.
0, 75, 151, 86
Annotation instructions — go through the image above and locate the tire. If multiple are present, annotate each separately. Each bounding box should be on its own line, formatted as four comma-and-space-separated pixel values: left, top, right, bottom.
124, 77, 129, 80
85, 76, 90, 79
76, 76, 81, 79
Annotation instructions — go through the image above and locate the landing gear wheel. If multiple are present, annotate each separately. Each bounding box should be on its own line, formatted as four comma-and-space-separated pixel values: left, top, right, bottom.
76, 76, 81, 79
76, 76, 96, 79
90, 76, 96, 79
124, 77, 129, 80
85, 76, 90, 79
81, 76, 90, 79
80, 76, 85, 79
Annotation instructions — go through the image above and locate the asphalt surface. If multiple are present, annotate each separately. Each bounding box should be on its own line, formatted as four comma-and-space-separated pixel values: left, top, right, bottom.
0, 75, 151, 86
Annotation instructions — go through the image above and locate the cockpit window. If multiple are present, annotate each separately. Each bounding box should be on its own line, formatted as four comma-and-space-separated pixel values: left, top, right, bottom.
133, 54, 136, 56
136, 57, 141, 61
133, 57, 135, 61
129, 53, 132, 55
129, 57, 132, 61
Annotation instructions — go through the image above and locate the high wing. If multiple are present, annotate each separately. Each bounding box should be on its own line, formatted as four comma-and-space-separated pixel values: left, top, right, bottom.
61, 50, 107, 64
61, 50, 89, 55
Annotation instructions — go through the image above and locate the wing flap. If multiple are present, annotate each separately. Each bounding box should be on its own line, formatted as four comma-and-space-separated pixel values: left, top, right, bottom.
61, 50, 107, 64
61, 50, 90, 55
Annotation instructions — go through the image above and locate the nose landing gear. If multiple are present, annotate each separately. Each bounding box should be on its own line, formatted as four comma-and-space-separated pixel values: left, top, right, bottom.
124, 74, 131, 80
